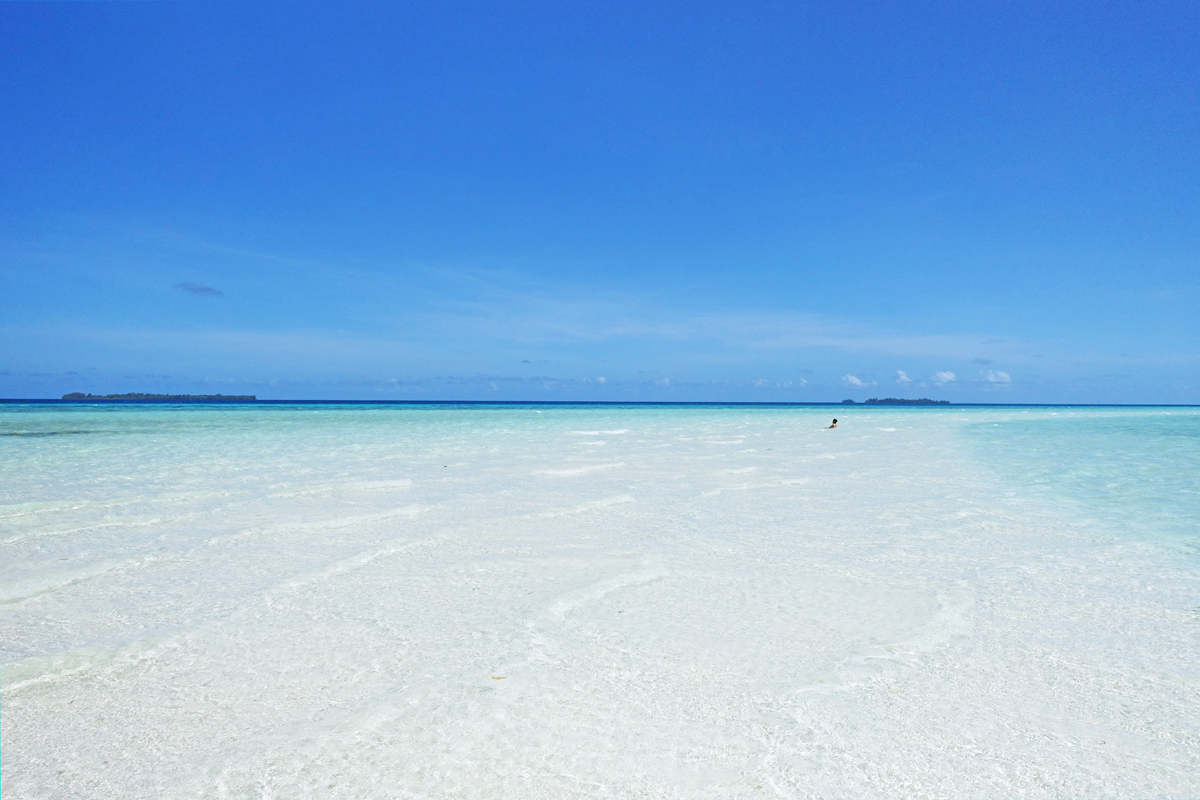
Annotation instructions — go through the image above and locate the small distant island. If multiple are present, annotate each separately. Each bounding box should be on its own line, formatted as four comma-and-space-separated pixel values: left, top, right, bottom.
841, 398, 950, 405
62, 393, 257, 403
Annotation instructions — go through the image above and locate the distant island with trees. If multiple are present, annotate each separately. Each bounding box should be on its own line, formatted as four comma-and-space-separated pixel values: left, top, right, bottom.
62, 393, 257, 403
841, 398, 950, 405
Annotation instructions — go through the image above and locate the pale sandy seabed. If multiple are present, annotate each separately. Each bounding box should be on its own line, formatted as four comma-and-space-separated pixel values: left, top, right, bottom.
1, 405, 1198, 799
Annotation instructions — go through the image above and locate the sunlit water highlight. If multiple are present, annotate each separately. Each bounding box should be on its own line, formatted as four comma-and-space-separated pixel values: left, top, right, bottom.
2, 404, 1198, 798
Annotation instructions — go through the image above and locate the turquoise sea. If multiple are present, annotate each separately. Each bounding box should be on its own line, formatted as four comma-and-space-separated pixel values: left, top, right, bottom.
2, 403, 1198, 798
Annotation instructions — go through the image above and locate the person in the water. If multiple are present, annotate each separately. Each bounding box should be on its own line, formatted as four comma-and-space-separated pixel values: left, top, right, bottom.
827, 419, 837, 428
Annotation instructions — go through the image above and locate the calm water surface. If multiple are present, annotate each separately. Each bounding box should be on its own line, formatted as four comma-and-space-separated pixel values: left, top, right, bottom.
2, 404, 1198, 798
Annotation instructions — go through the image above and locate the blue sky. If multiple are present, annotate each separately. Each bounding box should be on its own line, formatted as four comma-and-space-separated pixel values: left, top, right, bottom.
2, 0, 1197, 402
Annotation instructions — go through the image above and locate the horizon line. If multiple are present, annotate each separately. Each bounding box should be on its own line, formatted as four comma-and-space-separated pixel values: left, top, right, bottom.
2, 399, 1198, 408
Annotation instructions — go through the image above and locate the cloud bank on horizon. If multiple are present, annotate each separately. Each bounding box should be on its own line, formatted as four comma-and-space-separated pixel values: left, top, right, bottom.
1, 1, 1197, 403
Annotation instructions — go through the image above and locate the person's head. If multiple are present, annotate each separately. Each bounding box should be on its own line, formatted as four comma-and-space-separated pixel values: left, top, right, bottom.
832, 419, 837, 424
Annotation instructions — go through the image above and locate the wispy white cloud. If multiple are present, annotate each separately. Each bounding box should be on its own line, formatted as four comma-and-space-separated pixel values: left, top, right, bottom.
982, 370, 1011, 383
675, 313, 1008, 360
9, 224, 1043, 399
353, 268, 1023, 361
26, 223, 1027, 365
932, 371, 956, 384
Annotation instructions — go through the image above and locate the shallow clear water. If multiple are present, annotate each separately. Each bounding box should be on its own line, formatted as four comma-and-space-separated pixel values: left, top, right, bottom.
2, 404, 1198, 799
965, 408, 1200, 553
